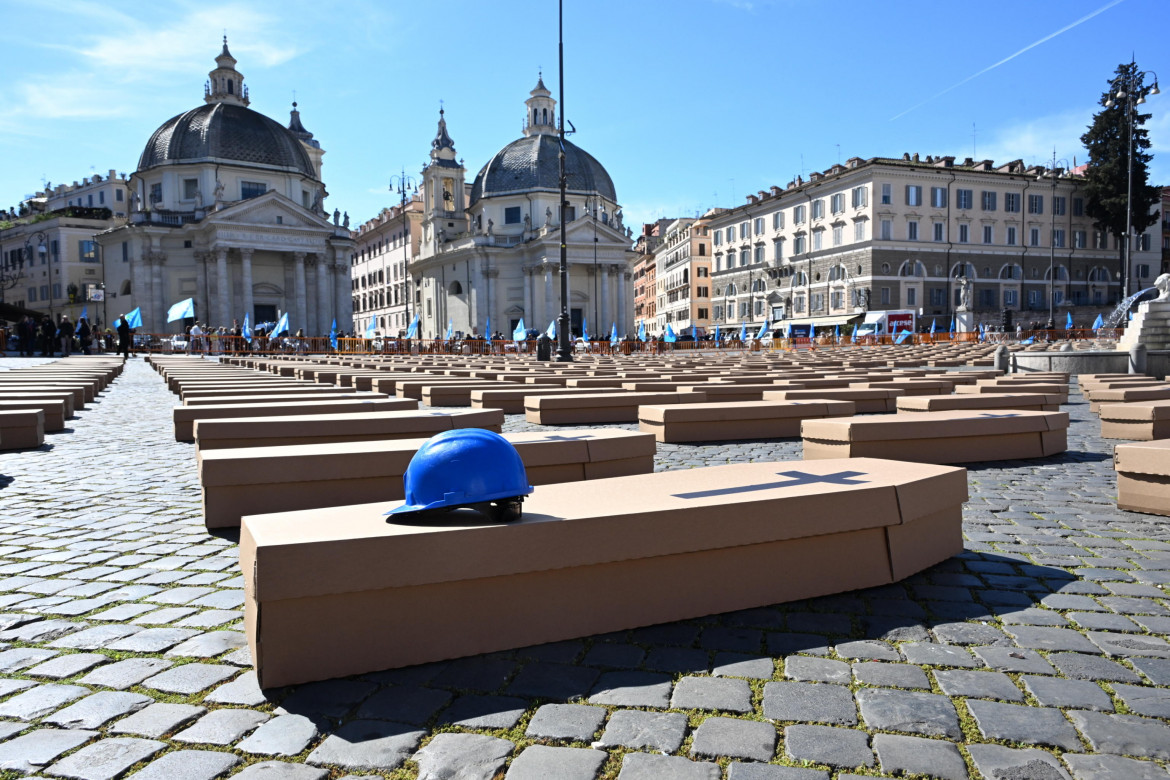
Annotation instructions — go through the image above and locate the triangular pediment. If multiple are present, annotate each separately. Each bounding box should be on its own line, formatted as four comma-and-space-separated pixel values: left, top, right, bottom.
562, 216, 631, 246
208, 190, 334, 230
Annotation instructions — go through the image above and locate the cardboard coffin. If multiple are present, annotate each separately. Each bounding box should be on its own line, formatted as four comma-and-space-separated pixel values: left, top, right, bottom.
639, 400, 857, 443
201, 428, 654, 528
0, 409, 45, 450
0, 392, 76, 418
240, 457, 967, 687
174, 398, 417, 442
1089, 385, 1170, 413
1100, 400, 1170, 440
0, 382, 90, 405
525, 392, 709, 424
0, 400, 67, 431
896, 393, 1063, 414
956, 383, 1070, 404
1115, 440, 1170, 516
183, 392, 383, 407
470, 387, 624, 414
849, 380, 954, 396
193, 408, 501, 451
763, 388, 903, 414
180, 385, 347, 402
802, 410, 1068, 464
421, 383, 516, 407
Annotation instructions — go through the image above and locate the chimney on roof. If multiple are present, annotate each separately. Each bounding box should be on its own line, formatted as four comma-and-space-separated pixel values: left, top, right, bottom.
809, 172, 822, 182
912, 153, 920, 163
770, 185, 782, 196
846, 157, 863, 168
902, 153, 911, 161
925, 156, 934, 164
962, 157, 974, 167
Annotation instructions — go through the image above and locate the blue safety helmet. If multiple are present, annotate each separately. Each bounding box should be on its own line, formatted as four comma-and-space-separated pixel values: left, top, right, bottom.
386, 428, 534, 522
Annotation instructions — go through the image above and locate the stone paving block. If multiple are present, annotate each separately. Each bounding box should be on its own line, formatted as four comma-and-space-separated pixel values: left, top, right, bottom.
856, 688, 960, 738
873, 733, 968, 780
933, 621, 1010, 645
967, 698, 1081, 750
430, 657, 517, 692
1023, 675, 1115, 711
45, 736, 164, 780
1006, 625, 1101, 652
689, 716, 776, 762
205, 670, 268, 706
0, 683, 89, 720
140, 663, 238, 694
670, 675, 752, 712
783, 724, 873, 768
2, 619, 87, 642
834, 639, 899, 660
79, 658, 173, 690
1087, 631, 1170, 658
525, 703, 606, 741
933, 669, 1024, 701
505, 745, 606, 780
711, 652, 773, 679
164, 630, 247, 658
104, 627, 199, 653
1111, 683, 1170, 718
0, 728, 97, 774
411, 733, 512, 780
1049, 651, 1142, 682
173, 709, 270, 745
124, 749, 240, 780
233, 762, 328, 780
0, 646, 58, 671
1061, 753, 1170, 780
615, 753, 719, 780
852, 661, 930, 689
26, 652, 108, 680
1131, 657, 1170, 686
587, 671, 672, 707
237, 714, 319, 756
175, 609, 242, 628
899, 641, 980, 668
515, 640, 584, 664
1069, 611, 1143, 632
110, 703, 206, 738
784, 656, 850, 684
766, 632, 831, 656
0, 679, 35, 698
974, 645, 1057, 674
597, 709, 687, 753
506, 662, 598, 700
0, 720, 24, 740
354, 685, 451, 725
44, 691, 152, 729
727, 766, 830, 780
581, 642, 644, 669
762, 681, 856, 724
643, 646, 708, 674
967, 744, 1072, 780
277, 679, 378, 719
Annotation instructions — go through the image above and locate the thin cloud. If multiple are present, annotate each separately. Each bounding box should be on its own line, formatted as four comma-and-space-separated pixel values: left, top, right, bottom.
975, 109, 1091, 170
890, 0, 1125, 121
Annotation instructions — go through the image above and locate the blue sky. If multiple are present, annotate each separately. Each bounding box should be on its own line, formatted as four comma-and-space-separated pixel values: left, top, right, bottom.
1, 0, 1167, 228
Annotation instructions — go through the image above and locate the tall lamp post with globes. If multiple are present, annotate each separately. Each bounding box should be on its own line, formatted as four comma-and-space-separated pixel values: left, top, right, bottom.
1037, 155, 1070, 331
390, 170, 416, 343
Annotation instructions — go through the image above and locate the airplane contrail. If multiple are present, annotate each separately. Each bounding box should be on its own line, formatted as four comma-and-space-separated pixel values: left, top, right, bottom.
889, 0, 1125, 121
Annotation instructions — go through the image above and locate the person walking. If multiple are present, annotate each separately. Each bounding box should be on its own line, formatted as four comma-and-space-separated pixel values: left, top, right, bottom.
40, 317, 56, 357
18, 316, 35, 356
57, 316, 75, 356
77, 316, 92, 355
116, 315, 131, 360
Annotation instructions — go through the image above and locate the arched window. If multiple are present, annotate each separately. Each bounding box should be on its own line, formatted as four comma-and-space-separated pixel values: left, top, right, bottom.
120, 280, 132, 296
227, 79, 234, 95
1045, 265, 1069, 281
897, 261, 925, 278
753, 279, 765, 292
542, 108, 548, 125
1088, 266, 1111, 283
951, 262, 977, 279
449, 280, 463, 295
726, 283, 737, 296
999, 264, 1023, 280
533, 109, 538, 125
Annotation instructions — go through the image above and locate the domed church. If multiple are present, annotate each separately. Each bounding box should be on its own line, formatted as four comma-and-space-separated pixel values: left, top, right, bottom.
410, 77, 635, 339
99, 39, 354, 334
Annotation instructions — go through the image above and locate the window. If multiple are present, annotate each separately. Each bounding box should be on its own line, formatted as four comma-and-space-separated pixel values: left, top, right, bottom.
504, 206, 521, 224
1073, 197, 1084, 217
773, 240, 783, 260
755, 300, 765, 317
87, 194, 93, 207
830, 194, 844, 214
1028, 290, 1042, 307
241, 181, 266, 199
1053, 229, 1066, 248
793, 236, 806, 254
116, 189, 124, 202
772, 211, 784, 230
1028, 194, 1043, 215
1004, 193, 1020, 213
1004, 289, 1018, 306
980, 289, 996, 308
831, 291, 844, 309
713, 229, 723, 246
811, 231, 822, 250
28, 287, 36, 302
907, 221, 919, 241
727, 225, 737, 242
1138, 264, 1151, 279
1074, 230, 1087, 249
852, 186, 868, 208
754, 246, 765, 263
121, 242, 128, 262
754, 218, 764, 235
906, 288, 917, 306
811, 293, 823, 312
183, 178, 198, 200
880, 220, 892, 240
854, 221, 866, 241
1053, 196, 1066, 216
1006, 226, 1017, 246
1029, 228, 1040, 247
930, 288, 945, 306
956, 189, 973, 209
958, 224, 969, 243
739, 249, 749, 266
793, 205, 805, 224
983, 225, 993, 244
933, 222, 944, 242
78, 241, 97, 263
881, 183, 892, 204
794, 295, 805, 313
982, 191, 997, 211
906, 186, 922, 206
880, 287, 891, 304
697, 308, 708, 319
52, 283, 61, 299
1139, 234, 1152, 251
811, 200, 824, 220
698, 244, 706, 256
740, 221, 750, 239
99, 190, 105, 204
930, 187, 947, 208
833, 226, 843, 246
149, 183, 162, 204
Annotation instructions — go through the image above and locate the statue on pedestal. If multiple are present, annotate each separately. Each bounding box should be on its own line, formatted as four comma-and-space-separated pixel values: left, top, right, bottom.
957, 276, 972, 311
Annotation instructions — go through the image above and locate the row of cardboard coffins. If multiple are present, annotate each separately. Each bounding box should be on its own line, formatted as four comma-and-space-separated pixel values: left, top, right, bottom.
0, 356, 124, 449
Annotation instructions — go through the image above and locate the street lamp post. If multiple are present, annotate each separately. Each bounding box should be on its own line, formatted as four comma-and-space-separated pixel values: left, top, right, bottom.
1105, 64, 1159, 300
24, 230, 50, 319
554, 0, 572, 362
1038, 155, 1070, 331
390, 170, 416, 342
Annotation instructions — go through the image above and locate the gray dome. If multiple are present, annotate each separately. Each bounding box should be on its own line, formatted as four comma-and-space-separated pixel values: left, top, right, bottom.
470, 134, 616, 205
138, 103, 316, 177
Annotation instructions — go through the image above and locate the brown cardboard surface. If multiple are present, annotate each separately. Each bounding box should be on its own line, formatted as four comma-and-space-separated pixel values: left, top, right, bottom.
0, 400, 66, 431
525, 392, 708, 424
885, 507, 965, 580
802, 410, 1067, 442
896, 393, 1063, 413
1100, 420, 1170, 441
803, 431, 1062, 464
764, 389, 902, 413
0, 392, 76, 417
184, 392, 384, 407
0, 383, 88, 405
1115, 440, 1170, 476
1099, 400, 1170, 422
0, 409, 45, 449
1117, 473, 1170, 516
640, 400, 856, 423
174, 399, 416, 442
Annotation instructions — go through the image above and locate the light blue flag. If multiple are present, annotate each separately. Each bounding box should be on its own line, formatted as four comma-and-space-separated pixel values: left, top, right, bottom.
929, 319, 937, 335
738, 322, 747, 342
167, 297, 195, 323
755, 320, 769, 341
714, 325, 721, 343
364, 316, 376, 339
80, 306, 88, 321
513, 318, 526, 341
125, 307, 142, 329
329, 318, 337, 350
1021, 336, 1035, 344
851, 323, 857, 343
405, 314, 419, 339
272, 311, 289, 337
637, 321, 647, 342
243, 313, 252, 344
582, 315, 589, 341
978, 322, 986, 342
610, 322, 619, 344
835, 324, 841, 342
444, 319, 453, 341
1066, 311, 1074, 330
1092, 313, 1104, 330
546, 320, 557, 339
949, 315, 955, 333
664, 324, 677, 343
484, 316, 490, 340
895, 329, 912, 344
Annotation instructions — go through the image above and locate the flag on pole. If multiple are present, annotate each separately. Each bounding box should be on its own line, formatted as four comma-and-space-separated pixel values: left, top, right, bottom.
405, 314, 420, 339
714, 324, 721, 343
851, 324, 857, 343
755, 320, 769, 341
79, 306, 88, 321
243, 313, 252, 344
167, 297, 195, 323
664, 324, 677, 343
949, 315, 955, 333
582, 315, 589, 341
895, 329, 912, 344
610, 322, 619, 345
484, 316, 490, 340
1021, 336, 1035, 345
125, 307, 143, 329
1066, 311, 1074, 330
444, 318, 453, 341
738, 322, 747, 342
835, 323, 841, 343
364, 316, 376, 339
546, 320, 557, 339
329, 317, 338, 350
513, 318, 526, 341
272, 311, 289, 337
1092, 313, 1104, 331
929, 319, 937, 336
637, 322, 647, 342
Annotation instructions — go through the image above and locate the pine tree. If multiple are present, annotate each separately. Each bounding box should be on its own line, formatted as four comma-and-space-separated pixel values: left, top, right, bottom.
1079, 61, 1160, 298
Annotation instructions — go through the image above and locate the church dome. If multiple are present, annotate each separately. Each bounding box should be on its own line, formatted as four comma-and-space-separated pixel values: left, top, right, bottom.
469, 134, 617, 205
138, 102, 317, 177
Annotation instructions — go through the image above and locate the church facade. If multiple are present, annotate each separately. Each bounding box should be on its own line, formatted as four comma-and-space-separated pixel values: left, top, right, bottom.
405, 79, 636, 340
98, 41, 354, 335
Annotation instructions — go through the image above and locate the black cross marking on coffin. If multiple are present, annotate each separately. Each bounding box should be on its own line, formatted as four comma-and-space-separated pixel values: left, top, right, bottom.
673, 470, 869, 500
976, 413, 1020, 418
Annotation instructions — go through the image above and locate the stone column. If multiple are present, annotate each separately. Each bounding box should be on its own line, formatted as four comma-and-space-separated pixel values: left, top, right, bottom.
193, 253, 208, 325
334, 247, 353, 331
617, 270, 628, 333
240, 249, 254, 327
215, 247, 230, 329
292, 252, 308, 334
543, 264, 554, 328
600, 264, 611, 328
521, 267, 532, 327
151, 252, 166, 332
316, 253, 330, 334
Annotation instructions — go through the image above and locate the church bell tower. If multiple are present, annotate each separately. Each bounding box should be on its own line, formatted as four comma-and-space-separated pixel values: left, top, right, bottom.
421, 107, 467, 251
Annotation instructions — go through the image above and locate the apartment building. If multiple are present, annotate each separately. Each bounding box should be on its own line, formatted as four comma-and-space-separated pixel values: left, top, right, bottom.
633, 220, 671, 336
352, 195, 423, 337
706, 154, 1161, 332
653, 216, 712, 336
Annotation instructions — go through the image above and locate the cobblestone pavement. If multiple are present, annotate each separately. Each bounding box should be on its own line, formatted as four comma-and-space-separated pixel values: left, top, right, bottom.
1, 356, 1170, 779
